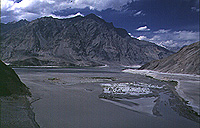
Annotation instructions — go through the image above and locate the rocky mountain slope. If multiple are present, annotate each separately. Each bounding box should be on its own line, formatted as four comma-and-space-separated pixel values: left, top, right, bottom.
1, 14, 173, 66
0, 60, 30, 96
1, 19, 29, 34
139, 42, 200, 75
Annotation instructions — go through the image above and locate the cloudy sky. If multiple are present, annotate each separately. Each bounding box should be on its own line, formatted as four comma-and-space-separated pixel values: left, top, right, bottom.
1, 0, 199, 48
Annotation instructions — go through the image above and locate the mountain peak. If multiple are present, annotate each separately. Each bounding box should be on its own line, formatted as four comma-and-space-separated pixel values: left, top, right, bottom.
1, 13, 173, 66
85, 13, 98, 18
7, 21, 17, 24
85, 13, 104, 23
17, 19, 29, 24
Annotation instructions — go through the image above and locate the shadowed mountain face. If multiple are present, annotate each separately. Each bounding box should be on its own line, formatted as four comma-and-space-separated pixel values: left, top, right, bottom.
1, 19, 29, 34
0, 60, 30, 96
1, 14, 173, 66
140, 42, 200, 75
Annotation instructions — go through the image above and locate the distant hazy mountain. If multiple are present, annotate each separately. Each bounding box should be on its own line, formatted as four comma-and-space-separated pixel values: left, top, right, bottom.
140, 42, 200, 75
1, 14, 173, 66
0, 60, 30, 96
165, 46, 181, 52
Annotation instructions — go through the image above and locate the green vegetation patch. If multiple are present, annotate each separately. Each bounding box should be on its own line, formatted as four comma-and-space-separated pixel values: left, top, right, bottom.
168, 80, 178, 86
48, 78, 60, 81
145, 75, 154, 79
145, 75, 178, 86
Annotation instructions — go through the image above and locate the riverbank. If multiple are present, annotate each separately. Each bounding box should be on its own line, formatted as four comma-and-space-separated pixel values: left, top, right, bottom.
0, 96, 39, 128
123, 69, 200, 115
13, 67, 199, 128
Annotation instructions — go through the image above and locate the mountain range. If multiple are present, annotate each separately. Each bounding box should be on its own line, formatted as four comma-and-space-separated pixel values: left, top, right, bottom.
0, 14, 173, 66
139, 41, 200, 75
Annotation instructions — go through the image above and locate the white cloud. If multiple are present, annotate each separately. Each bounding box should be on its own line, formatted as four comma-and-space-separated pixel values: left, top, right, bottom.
163, 40, 174, 45
128, 33, 135, 38
9, 0, 34, 10
1, 0, 132, 23
136, 30, 199, 49
173, 31, 199, 40
65, 12, 84, 18
134, 10, 142, 16
1, 0, 57, 22
161, 40, 177, 47
96, 15, 102, 18
155, 42, 168, 48
149, 35, 162, 41
72, 0, 132, 11
136, 26, 150, 31
191, 7, 200, 12
137, 36, 147, 40
48, 12, 84, 19
151, 31, 199, 48
158, 40, 179, 48
154, 29, 170, 34
46, 0, 56, 4
89, 6, 95, 10
1, 0, 15, 11
133, 10, 145, 16
17, 12, 41, 21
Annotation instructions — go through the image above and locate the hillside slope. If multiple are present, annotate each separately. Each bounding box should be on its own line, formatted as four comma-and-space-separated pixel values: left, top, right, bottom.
1, 14, 173, 66
139, 42, 200, 75
0, 60, 30, 96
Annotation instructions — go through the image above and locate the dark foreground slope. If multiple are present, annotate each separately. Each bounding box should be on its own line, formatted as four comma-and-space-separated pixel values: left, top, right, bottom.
0, 60, 30, 96
140, 42, 200, 75
1, 14, 173, 66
